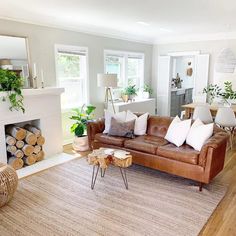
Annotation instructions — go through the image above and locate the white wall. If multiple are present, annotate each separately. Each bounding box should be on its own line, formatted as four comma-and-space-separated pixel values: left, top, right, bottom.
174, 56, 194, 89
152, 39, 236, 106
0, 19, 153, 117
154, 39, 236, 89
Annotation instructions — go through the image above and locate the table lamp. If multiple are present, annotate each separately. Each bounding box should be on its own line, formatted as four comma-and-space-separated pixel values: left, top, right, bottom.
97, 73, 117, 113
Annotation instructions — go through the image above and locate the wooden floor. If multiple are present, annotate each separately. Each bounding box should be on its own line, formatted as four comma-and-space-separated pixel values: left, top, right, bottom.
63, 144, 236, 236
200, 146, 236, 236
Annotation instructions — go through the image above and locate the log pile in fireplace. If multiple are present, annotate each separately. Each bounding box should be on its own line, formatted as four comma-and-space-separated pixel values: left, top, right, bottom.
5, 125, 45, 170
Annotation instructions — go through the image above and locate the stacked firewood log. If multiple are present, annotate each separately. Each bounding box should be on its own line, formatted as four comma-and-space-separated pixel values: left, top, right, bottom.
5, 124, 45, 170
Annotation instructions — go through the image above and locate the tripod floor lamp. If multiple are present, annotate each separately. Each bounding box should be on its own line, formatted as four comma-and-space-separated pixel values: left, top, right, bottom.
97, 73, 118, 113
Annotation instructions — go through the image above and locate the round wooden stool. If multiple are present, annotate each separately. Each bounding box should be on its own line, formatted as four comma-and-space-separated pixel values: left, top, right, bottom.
0, 163, 18, 207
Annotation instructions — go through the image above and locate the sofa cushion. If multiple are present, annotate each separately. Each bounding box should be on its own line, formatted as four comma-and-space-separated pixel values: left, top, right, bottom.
94, 133, 128, 147
124, 135, 169, 154
147, 116, 173, 137
156, 143, 200, 165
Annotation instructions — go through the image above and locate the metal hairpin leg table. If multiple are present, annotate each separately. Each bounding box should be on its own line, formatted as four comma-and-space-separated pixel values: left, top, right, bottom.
90, 164, 129, 190
87, 148, 132, 190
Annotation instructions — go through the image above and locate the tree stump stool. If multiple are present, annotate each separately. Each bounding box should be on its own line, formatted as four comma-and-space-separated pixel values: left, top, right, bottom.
0, 163, 18, 207
87, 148, 132, 189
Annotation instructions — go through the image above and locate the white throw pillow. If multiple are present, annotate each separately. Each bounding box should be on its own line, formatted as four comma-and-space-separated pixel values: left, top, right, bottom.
165, 116, 191, 147
126, 110, 149, 135
103, 110, 126, 133
186, 118, 214, 151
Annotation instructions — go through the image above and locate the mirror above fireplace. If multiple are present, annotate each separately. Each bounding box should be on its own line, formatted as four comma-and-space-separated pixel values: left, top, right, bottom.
0, 35, 30, 87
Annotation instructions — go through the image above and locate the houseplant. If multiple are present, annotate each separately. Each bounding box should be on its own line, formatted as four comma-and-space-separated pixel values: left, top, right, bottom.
122, 85, 138, 102
203, 84, 221, 105
143, 84, 153, 99
0, 69, 25, 112
220, 81, 236, 106
70, 104, 96, 151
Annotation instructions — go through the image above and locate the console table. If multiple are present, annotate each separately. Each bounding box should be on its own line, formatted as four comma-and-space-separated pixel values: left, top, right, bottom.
107, 98, 156, 115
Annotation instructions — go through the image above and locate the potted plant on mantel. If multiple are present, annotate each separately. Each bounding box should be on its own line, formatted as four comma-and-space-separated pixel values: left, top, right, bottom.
143, 84, 153, 99
0, 68, 25, 112
70, 104, 96, 151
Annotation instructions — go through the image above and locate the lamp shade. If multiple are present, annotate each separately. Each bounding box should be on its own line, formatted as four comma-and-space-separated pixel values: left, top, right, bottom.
97, 73, 118, 88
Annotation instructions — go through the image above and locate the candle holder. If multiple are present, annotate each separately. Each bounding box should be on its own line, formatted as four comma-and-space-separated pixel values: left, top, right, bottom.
33, 76, 38, 89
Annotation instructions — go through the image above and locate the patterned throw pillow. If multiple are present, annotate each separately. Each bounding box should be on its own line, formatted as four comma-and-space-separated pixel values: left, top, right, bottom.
108, 117, 135, 138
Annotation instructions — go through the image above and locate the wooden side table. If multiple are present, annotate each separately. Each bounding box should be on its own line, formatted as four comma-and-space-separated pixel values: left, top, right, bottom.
87, 148, 132, 190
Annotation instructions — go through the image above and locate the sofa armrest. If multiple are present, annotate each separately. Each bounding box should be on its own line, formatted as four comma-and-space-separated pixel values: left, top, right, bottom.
199, 131, 229, 167
87, 119, 105, 149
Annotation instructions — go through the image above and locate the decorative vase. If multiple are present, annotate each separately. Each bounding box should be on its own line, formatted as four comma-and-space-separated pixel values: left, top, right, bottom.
128, 94, 135, 101
143, 92, 150, 99
72, 136, 89, 152
121, 94, 129, 103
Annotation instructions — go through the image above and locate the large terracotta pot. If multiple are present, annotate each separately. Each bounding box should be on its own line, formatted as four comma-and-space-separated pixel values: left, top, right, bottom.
72, 136, 89, 151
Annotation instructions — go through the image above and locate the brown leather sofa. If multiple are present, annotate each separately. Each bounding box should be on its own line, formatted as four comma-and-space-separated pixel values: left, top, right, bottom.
87, 115, 229, 191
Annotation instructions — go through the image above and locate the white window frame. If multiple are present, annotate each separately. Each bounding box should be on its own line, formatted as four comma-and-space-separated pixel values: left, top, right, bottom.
54, 44, 89, 112
104, 49, 145, 88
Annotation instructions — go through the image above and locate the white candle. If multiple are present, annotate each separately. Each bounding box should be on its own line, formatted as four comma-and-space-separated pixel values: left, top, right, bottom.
33, 63, 37, 78
21, 66, 25, 78
26, 64, 29, 78
41, 69, 44, 83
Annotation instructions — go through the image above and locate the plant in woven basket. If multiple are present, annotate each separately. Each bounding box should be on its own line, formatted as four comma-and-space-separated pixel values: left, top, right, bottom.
70, 104, 96, 137
0, 68, 25, 112
70, 104, 96, 152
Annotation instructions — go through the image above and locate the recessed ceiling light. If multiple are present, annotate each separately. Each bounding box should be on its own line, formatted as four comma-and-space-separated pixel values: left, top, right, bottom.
160, 27, 172, 33
137, 21, 150, 26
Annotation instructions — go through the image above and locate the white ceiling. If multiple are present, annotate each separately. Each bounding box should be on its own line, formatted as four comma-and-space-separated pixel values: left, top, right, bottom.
1, 0, 236, 44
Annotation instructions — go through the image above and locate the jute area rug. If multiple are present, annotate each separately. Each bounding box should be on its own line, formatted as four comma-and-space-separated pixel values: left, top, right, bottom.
0, 158, 226, 236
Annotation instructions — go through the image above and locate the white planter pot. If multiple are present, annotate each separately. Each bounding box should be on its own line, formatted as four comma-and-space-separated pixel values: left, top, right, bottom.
72, 136, 89, 152
143, 92, 150, 99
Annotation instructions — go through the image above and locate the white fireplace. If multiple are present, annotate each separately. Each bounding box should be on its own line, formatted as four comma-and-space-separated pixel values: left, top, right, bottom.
0, 87, 73, 177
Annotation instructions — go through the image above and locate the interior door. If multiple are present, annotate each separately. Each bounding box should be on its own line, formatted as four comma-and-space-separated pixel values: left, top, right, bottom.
193, 54, 210, 103
157, 56, 171, 116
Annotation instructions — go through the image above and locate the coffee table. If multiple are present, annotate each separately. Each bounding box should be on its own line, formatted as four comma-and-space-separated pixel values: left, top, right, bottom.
87, 148, 132, 190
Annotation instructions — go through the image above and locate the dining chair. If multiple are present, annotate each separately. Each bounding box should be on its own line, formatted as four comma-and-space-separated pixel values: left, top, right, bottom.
215, 107, 236, 150
192, 105, 213, 123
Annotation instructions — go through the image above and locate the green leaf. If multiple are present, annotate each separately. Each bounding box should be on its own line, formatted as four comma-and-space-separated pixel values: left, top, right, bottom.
70, 104, 96, 135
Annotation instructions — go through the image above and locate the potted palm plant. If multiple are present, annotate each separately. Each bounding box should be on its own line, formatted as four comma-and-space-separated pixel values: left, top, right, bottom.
70, 104, 96, 151
122, 85, 138, 102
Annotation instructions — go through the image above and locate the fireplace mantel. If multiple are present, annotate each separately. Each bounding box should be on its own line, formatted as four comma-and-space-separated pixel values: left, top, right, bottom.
0, 87, 65, 164
0, 87, 65, 98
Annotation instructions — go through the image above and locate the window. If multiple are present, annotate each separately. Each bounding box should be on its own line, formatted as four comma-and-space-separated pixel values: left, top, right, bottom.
55, 45, 88, 144
55, 45, 88, 110
104, 50, 144, 88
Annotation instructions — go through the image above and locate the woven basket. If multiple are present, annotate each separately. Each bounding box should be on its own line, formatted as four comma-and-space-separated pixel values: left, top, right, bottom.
0, 163, 18, 207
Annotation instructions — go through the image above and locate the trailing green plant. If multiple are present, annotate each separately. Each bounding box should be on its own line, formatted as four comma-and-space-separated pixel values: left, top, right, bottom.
123, 85, 138, 96
143, 84, 153, 95
70, 104, 96, 137
203, 84, 221, 104
0, 69, 25, 112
